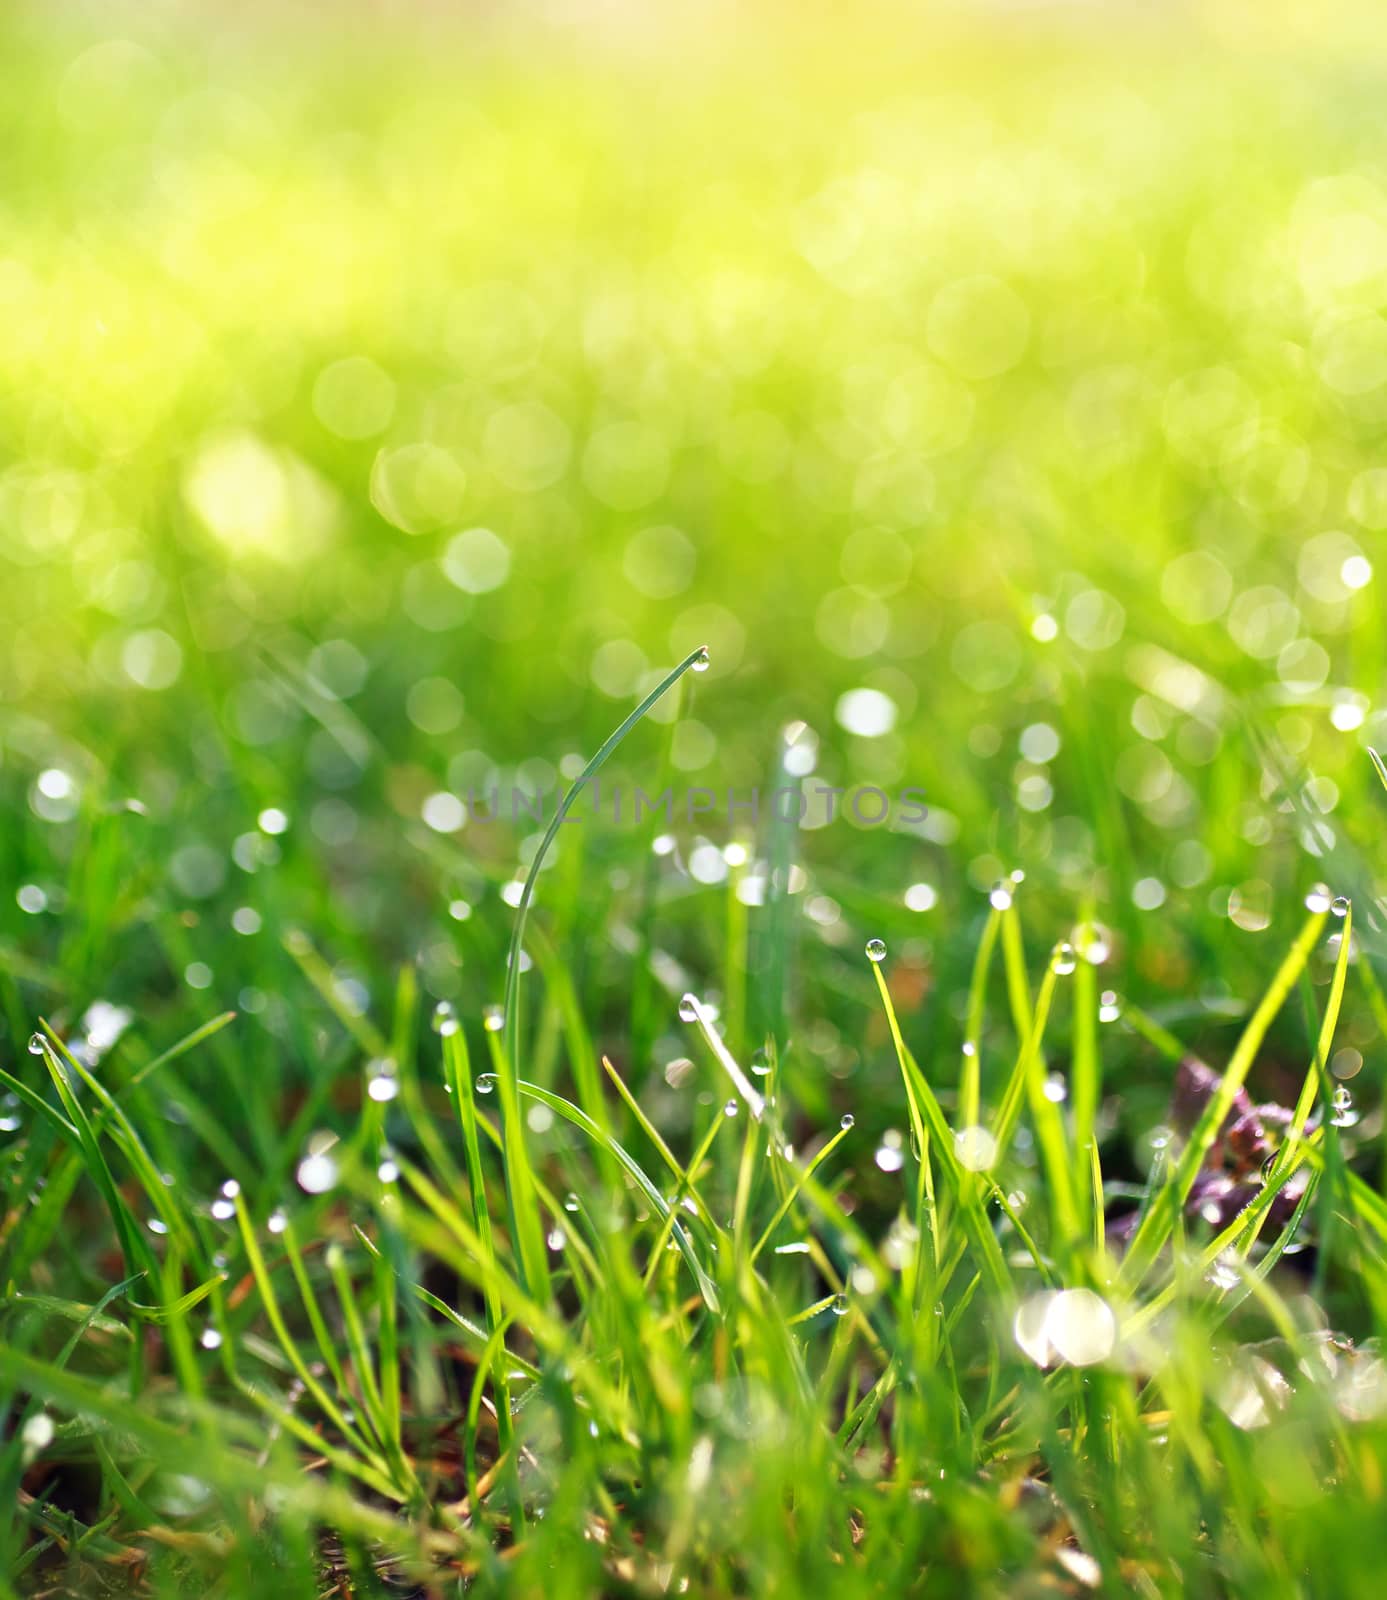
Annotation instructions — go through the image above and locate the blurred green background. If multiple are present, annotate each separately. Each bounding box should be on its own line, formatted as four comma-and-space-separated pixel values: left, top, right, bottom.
5, 0, 1387, 1132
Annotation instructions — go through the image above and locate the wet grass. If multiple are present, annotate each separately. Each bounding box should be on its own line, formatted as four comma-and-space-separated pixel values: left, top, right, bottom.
7, 4, 1387, 1595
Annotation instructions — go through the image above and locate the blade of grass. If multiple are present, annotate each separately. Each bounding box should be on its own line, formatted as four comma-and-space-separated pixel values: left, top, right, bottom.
501, 645, 711, 1301
1119, 908, 1327, 1291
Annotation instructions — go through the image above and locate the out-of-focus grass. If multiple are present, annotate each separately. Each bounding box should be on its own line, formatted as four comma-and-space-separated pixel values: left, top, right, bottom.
8, 15, 1387, 964
6, 3, 1387, 1594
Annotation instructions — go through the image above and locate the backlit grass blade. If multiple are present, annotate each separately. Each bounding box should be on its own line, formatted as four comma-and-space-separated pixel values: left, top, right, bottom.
283, 928, 391, 1059
642, 1104, 734, 1290
1122, 1132, 1328, 1339
870, 959, 1012, 1302
679, 992, 766, 1120
1072, 916, 1102, 1228
1119, 908, 1327, 1290
440, 1021, 524, 1527
391, 1162, 632, 1430
960, 906, 1002, 1128
41, 1024, 201, 1263
231, 1194, 385, 1472
105, 1011, 238, 1112
325, 1243, 419, 1498
31, 1029, 154, 1295
493, 647, 712, 1303
990, 965, 1060, 1168
602, 1054, 692, 1191
1022, 952, 1080, 1250
513, 1080, 722, 1312
999, 901, 1035, 1047
748, 1120, 853, 1266
1241, 900, 1353, 1257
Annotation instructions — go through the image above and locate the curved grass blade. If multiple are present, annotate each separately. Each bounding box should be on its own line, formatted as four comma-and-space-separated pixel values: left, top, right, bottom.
1241, 900, 1353, 1257
1118, 908, 1327, 1291
513, 1080, 722, 1313
870, 960, 1011, 1302
499, 644, 711, 1301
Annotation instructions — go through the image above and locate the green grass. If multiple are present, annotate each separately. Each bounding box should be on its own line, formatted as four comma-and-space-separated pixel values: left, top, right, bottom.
8, 3, 1387, 1594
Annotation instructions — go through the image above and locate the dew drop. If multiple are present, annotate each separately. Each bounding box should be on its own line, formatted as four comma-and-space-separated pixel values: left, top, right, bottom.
27, 1033, 45, 1056
1305, 883, 1332, 914
563, 1192, 580, 1213
476, 1073, 496, 1095
1050, 942, 1077, 976
831, 1293, 849, 1317
840, 1113, 855, 1131
1045, 1288, 1116, 1366
267, 1209, 288, 1234
989, 881, 1013, 911
199, 1326, 222, 1351
1099, 990, 1122, 1023
691, 645, 710, 673
367, 1071, 400, 1103
1331, 895, 1351, 918
1260, 1152, 1279, 1185
296, 1150, 339, 1195
865, 938, 887, 962
954, 1125, 998, 1171
431, 1001, 458, 1036
1331, 1085, 1358, 1127
678, 993, 699, 1022
377, 1158, 399, 1183
547, 1227, 567, 1251
482, 1005, 504, 1033
750, 1047, 772, 1077
723, 1099, 739, 1118
20, 1412, 54, 1459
